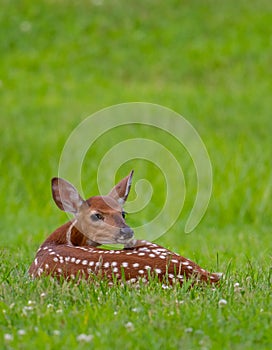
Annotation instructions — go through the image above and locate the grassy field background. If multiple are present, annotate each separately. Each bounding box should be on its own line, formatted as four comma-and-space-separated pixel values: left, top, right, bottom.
1, 0, 271, 349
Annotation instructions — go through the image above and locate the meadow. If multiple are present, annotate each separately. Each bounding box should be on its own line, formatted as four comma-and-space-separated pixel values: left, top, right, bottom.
0, 0, 271, 349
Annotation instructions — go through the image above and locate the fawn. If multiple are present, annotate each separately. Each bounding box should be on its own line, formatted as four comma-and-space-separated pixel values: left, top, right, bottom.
29, 171, 221, 285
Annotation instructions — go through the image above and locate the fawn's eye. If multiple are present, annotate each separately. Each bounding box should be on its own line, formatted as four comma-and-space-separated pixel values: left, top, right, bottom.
122, 211, 127, 219
91, 213, 104, 221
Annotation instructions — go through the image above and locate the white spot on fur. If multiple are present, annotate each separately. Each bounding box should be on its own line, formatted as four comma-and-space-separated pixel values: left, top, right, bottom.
71, 257, 76, 263
113, 267, 118, 273
138, 270, 144, 274
151, 250, 160, 255
171, 259, 179, 264
103, 262, 110, 268
53, 257, 58, 262
34, 258, 38, 266
75, 259, 81, 264
111, 262, 117, 267
121, 262, 128, 268
139, 247, 150, 252
133, 263, 139, 268
155, 268, 162, 274
138, 252, 145, 256
89, 261, 94, 266
149, 254, 155, 258
77, 246, 88, 252
82, 260, 88, 265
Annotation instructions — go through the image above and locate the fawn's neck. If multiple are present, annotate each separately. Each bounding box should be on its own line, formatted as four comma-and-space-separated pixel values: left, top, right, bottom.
42, 221, 100, 247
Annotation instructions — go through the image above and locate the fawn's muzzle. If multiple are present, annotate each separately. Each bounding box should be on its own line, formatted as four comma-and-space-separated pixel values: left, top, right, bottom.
120, 227, 134, 240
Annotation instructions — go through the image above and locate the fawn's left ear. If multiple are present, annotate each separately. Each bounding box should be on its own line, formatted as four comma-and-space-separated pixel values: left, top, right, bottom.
108, 170, 134, 205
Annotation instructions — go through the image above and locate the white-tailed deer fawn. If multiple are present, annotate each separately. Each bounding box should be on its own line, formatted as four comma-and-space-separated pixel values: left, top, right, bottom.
29, 171, 221, 285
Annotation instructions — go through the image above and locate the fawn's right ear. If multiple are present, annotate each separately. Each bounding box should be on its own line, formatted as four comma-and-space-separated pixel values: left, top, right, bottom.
51, 177, 85, 215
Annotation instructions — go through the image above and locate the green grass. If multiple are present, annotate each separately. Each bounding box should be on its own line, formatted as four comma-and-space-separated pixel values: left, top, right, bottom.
1, 0, 272, 349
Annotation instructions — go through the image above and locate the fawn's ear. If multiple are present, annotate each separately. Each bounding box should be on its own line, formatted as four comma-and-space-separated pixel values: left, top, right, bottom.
108, 170, 134, 205
51, 178, 85, 214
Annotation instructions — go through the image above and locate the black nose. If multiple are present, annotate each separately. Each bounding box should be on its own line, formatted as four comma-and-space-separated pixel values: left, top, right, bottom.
120, 227, 134, 239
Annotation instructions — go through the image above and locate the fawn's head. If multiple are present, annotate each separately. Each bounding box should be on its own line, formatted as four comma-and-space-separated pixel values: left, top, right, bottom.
51, 171, 135, 247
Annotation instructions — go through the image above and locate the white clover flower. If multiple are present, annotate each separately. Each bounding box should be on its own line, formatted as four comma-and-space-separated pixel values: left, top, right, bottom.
234, 282, 241, 292
125, 322, 135, 331
22, 306, 33, 315
131, 308, 139, 313
76, 334, 93, 342
18, 329, 26, 336
185, 327, 193, 333
162, 284, 169, 289
218, 299, 227, 307
4, 334, 13, 341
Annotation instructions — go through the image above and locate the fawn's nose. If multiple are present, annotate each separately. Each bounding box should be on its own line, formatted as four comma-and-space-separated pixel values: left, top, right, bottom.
120, 227, 134, 239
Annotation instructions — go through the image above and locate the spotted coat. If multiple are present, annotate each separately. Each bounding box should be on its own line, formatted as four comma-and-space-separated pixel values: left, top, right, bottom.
29, 223, 221, 285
